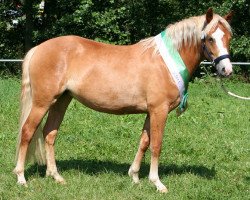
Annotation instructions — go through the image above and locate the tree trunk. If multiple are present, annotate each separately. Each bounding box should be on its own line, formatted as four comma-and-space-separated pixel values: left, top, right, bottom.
23, 0, 33, 52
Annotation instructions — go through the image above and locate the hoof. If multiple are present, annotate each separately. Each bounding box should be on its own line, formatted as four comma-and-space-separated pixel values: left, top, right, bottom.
149, 178, 168, 193
56, 179, 66, 185
46, 170, 66, 184
158, 187, 168, 193
54, 175, 66, 185
14, 168, 27, 187
17, 180, 28, 187
128, 168, 140, 184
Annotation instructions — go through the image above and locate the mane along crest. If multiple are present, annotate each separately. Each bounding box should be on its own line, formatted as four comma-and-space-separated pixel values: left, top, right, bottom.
166, 14, 232, 50
139, 13, 232, 53
166, 16, 203, 50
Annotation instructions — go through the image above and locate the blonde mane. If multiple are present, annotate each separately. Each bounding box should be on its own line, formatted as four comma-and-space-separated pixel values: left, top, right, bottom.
140, 13, 232, 52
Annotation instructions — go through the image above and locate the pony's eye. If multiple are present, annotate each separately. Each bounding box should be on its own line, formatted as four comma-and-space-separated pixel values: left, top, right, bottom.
208, 37, 214, 43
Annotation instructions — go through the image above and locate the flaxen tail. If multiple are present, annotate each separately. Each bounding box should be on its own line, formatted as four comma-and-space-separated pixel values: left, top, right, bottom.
15, 47, 46, 165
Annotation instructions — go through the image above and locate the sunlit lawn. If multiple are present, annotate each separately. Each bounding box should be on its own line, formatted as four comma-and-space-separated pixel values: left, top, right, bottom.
0, 76, 249, 199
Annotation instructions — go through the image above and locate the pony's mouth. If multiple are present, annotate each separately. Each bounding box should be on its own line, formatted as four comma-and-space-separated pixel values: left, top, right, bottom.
216, 59, 233, 77
217, 68, 233, 77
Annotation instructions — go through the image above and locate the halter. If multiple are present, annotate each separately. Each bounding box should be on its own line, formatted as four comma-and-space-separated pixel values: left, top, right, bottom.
201, 31, 230, 67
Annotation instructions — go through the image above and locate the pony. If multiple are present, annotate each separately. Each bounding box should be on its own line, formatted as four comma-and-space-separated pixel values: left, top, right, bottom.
14, 8, 233, 193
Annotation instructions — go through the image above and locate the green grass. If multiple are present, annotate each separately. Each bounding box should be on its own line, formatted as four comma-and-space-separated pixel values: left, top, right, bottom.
0, 76, 249, 200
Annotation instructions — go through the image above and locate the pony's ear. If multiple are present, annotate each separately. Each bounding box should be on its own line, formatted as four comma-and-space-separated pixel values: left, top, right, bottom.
224, 11, 234, 23
206, 8, 213, 24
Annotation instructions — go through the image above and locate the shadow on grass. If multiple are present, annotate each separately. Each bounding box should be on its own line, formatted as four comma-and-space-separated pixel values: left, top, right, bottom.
26, 159, 215, 180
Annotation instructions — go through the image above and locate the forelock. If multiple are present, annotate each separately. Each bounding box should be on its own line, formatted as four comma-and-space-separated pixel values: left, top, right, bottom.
204, 14, 232, 35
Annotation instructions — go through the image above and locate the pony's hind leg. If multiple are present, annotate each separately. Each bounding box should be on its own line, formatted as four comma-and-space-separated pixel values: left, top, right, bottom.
14, 106, 49, 186
43, 93, 72, 184
129, 115, 150, 183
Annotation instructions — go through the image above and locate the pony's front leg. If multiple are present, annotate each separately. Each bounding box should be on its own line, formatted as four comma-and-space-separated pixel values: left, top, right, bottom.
129, 115, 150, 183
148, 105, 168, 193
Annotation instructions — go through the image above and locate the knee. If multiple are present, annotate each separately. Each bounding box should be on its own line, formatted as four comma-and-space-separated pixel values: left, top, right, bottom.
20, 125, 33, 144
150, 145, 162, 157
140, 132, 150, 151
44, 130, 57, 145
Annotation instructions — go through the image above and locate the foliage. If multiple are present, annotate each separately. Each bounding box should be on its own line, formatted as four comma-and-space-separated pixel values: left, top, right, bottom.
0, 0, 249, 75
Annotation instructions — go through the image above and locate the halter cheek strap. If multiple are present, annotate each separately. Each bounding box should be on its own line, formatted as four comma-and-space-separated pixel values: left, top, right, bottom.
202, 42, 214, 63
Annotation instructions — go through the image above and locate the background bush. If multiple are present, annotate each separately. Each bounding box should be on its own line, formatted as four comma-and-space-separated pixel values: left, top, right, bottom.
0, 0, 249, 76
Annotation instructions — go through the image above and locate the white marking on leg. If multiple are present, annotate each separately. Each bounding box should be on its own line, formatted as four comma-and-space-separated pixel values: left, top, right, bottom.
128, 167, 140, 184
45, 139, 66, 184
13, 167, 27, 186
149, 157, 168, 193
129, 127, 150, 184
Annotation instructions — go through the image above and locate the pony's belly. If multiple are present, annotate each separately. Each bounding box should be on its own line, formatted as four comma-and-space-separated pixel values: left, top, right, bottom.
67, 69, 148, 114
72, 92, 148, 114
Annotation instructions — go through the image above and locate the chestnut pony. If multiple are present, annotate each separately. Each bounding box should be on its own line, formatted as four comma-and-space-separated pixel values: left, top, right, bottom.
14, 8, 233, 192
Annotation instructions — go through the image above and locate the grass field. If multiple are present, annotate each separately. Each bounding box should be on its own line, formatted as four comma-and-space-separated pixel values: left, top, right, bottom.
0, 76, 249, 200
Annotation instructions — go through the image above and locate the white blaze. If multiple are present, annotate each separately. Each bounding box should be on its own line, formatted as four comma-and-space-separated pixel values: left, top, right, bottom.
212, 28, 232, 75
212, 28, 228, 55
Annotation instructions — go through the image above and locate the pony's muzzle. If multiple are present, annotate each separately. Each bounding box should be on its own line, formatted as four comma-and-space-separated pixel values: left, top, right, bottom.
222, 66, 233, 76
216, 58, 233, 77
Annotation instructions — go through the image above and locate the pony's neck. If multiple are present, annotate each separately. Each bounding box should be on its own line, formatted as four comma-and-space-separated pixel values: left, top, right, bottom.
165, 15, 206, 77
179, 42, 203, 77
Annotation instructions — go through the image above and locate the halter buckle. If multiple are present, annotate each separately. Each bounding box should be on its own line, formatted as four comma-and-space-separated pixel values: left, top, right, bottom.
201, 31, 206, 41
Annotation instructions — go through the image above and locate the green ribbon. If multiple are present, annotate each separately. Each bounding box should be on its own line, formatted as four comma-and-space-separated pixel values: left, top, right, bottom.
160, 30, 190, 114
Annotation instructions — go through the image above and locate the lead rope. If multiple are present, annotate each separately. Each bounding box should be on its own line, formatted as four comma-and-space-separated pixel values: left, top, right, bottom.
219, 77, 250, 100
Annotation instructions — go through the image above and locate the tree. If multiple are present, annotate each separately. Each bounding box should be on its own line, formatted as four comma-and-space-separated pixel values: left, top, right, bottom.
0, 0, 249, 75
22, 0, 34, 52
